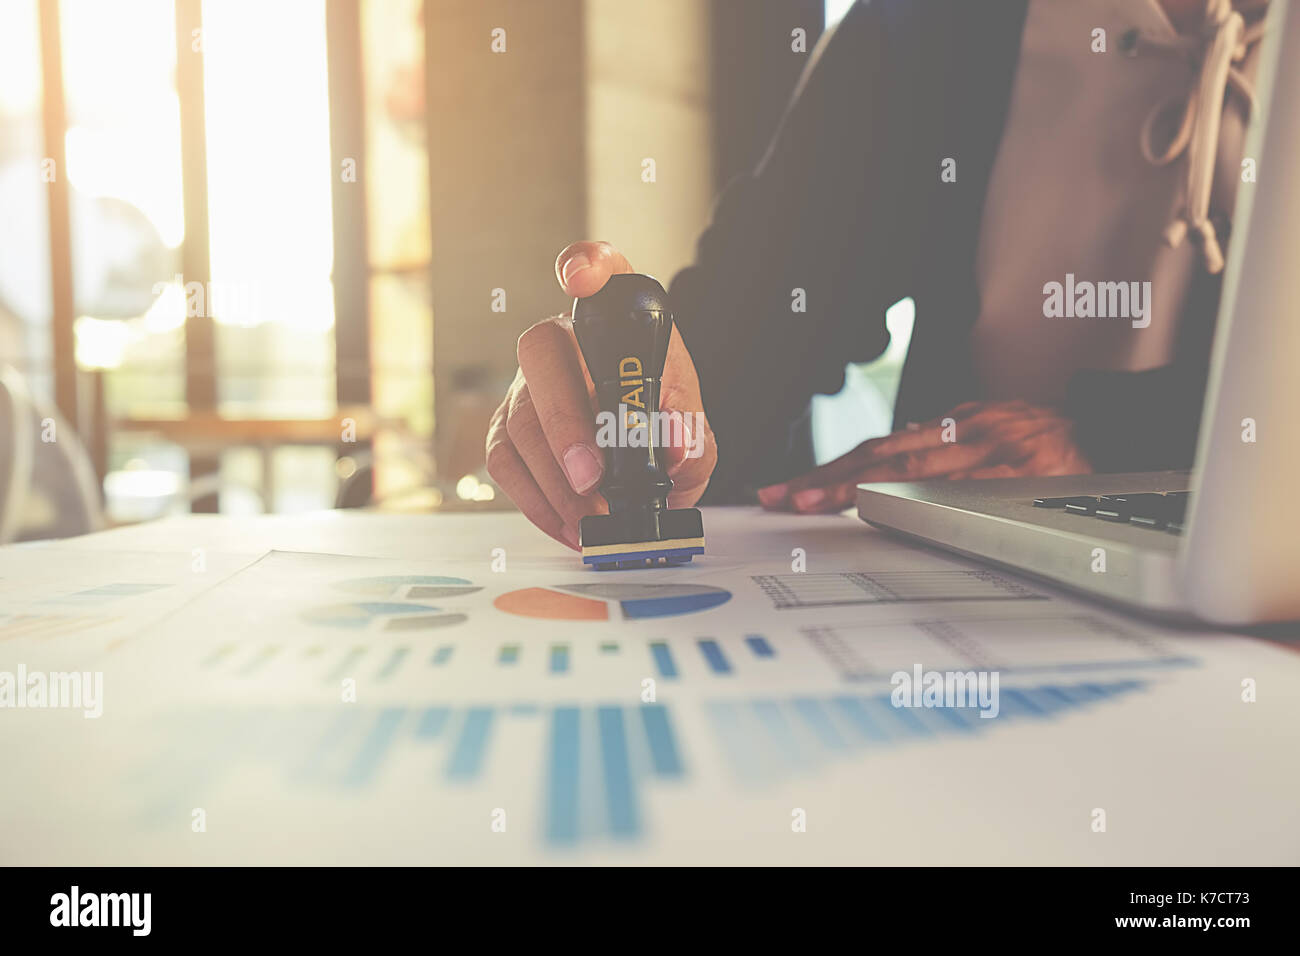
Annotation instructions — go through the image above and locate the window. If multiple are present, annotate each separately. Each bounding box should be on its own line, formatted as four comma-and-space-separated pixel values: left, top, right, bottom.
14, 0, 439, 524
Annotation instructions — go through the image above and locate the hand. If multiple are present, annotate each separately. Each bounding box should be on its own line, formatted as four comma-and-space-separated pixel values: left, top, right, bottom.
485, 241, 718, 549
757, 400, 1093, 514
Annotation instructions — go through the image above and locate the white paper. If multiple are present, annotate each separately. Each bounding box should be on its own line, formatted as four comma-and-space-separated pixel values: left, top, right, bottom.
2, 507, 1297, 864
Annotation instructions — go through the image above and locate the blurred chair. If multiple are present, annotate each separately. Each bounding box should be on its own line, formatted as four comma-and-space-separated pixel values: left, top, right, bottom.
0, 365, 34, 543
0, 365, 103, 543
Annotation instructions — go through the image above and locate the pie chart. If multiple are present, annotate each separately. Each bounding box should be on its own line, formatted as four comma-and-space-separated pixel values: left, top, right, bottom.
335, 575, 482, 600
302, 602, 468, 631
494, 583, 731, 621
304, 576, 477, 631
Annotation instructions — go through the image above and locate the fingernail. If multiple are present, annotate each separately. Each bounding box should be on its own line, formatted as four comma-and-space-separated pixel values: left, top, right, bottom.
661, 410, 692, 466
792, 488, 826, 510
561, 253, 592, 289
756, 483, 786, 506
673, 413, 690, 451
681, 417, 702, 459
562, 443, 603, 493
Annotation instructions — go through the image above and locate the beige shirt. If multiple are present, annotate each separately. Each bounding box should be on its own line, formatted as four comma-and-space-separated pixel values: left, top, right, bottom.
970, 0, 1261, 403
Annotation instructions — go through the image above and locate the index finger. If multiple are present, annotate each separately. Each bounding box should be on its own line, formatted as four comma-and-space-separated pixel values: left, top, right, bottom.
516, 317, 605, 495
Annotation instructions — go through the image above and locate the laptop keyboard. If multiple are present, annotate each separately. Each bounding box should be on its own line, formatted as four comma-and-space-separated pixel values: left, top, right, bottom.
1031, 491, 1189, 534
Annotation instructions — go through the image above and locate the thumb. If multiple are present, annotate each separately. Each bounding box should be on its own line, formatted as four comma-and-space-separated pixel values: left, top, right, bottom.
555, 240, 634, 298
662, 407, 714, 508
658, 406, 693, 470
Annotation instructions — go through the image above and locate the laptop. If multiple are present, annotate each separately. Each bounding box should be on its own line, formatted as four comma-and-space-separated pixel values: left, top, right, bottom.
857, 0, 1299, 627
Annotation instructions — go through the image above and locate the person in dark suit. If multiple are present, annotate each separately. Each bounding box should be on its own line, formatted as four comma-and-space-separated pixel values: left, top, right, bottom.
485, 0, 1268, 549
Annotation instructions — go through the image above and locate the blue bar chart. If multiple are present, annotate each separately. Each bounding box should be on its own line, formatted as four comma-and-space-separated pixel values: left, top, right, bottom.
704, 679, 1147, 784
125, 677, 1146, 851
139, 701, 691, 847
650, 635, 778, 679
198, 631, 785, 685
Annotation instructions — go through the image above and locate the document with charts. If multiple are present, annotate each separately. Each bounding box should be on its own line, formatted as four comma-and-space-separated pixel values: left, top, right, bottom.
2, 509, 1298, 865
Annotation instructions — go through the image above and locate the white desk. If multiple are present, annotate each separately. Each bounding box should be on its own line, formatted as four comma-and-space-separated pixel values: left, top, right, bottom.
2, 508, 1298, 864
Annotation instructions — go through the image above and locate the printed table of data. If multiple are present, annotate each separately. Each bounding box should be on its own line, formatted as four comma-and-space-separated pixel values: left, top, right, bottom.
752, 570, 1045, 609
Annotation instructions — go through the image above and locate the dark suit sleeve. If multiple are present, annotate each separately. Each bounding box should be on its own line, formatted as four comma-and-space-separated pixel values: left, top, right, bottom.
669, 0, 909, 501
671, 0, 1202, 490
1065, 268, 1221, 473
